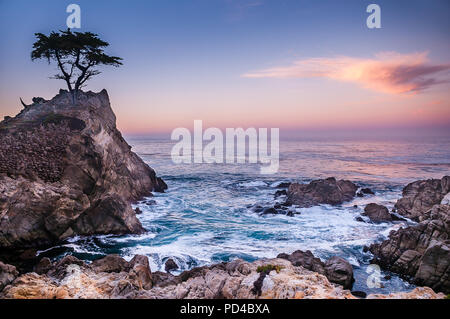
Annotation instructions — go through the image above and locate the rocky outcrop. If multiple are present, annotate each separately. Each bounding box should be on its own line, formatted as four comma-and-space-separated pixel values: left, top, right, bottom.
276, 250, 354, 289
394, 176, 450, 222
1, 254, 443, 299
0, 261, 18, 291
164, 258, 179, 272
369, 203, 450, 293
286, 177, 358, 207
0, 90, 166, 249
363, 203, 404, 223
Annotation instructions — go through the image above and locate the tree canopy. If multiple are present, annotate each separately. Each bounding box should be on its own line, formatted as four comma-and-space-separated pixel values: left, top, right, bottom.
31, 29, 122, 99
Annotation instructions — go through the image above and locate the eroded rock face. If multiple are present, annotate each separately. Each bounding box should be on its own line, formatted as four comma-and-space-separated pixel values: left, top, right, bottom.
0, 261, 18, 291
394, 176, 450, 222
0, 89, 166, 249
0, 254, 443, 299
277, 250, 354, 289
286, 177, 358, 207
363, 203, 404, 223
369, 204, 450, 293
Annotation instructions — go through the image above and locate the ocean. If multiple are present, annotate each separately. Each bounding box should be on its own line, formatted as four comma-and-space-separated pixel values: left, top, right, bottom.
38, 135, 450, 294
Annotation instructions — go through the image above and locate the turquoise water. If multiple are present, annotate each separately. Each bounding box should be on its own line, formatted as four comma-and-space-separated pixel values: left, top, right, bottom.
39, 136, 450, 295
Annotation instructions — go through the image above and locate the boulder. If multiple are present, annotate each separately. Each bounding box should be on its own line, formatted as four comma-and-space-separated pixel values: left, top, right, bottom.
286, 177, 358, 207
0, 89, 166, 249
165, 258, 179, 272
0, 261, 18, 291
277, 250, 354, 289
394, 176, 450, 222
362, 203, 403, 223
324, 256, 354, 289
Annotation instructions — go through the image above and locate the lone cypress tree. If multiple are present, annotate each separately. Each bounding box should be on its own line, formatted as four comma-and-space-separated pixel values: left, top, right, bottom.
31, 29, 123, 102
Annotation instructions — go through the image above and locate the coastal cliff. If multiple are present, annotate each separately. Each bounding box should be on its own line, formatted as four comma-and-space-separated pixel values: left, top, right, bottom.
0, 89, 166, 249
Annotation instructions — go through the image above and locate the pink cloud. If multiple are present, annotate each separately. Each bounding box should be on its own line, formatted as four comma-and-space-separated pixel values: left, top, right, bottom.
243, 52, 450, 94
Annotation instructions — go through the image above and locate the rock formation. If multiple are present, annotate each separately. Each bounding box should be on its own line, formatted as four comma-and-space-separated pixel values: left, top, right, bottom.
276, 250, 354, 289
0, 254, 444, 299
0, 261, 18, 291
369, 177, 450, 294
394, 176, 450, 222
286, 177, 358, 207
362, 203, 404, 223
0, 89, 166, 249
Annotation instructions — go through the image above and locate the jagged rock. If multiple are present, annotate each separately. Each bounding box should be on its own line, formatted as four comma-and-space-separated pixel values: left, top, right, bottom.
0, 89, 166, 249
363, 203, 404, 223
91, 254, 129, 273
277, 250, 354, 289
394, 176, 450, 222
1, 254, 442, 299
165, 258, 179, 272
366, 287, 444, 299
286, 177, 358, 207
324, 256, 354, 289
369, 203, 450, 293
34, 257, 52, 275
0, 261, 18, 291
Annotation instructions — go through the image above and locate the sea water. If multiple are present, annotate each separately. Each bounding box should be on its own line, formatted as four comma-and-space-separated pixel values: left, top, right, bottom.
40, 136, 450, 295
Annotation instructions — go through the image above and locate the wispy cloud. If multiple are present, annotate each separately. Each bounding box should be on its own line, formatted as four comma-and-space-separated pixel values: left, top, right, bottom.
243, 52, 450, 94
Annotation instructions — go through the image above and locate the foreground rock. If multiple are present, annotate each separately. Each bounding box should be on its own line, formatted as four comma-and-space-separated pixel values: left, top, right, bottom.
0, 90, 166, 249
370, 203, 450, 294
363, 203, 404, 223
277, 250, 354, 289
394, 176, 450, 222
0, 254, 443, 299
286, 177, 358, 207
0, 261, 18, 291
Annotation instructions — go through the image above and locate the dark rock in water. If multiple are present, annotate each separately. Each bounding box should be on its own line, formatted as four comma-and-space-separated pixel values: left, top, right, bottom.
144, 199, 157, 206
384, 274, 391, 280
353, 205, 358, 208
276, 182, 291, 189
286, 177, 358, 207
361, 188, 375, 195
394, 176, 449, 222
0, 89, 167, 249
154, 177, 168, 193
91, 254, 129, 273
277, 250, 354, 289
0, 261, 18, 291
355, 216, 365, 222
351, 291, 367, 298
363, 203, 395, 223
250, 204, 298, 217
362, 246, 369, 253
34, 257, 52, 275
165, 258, 179, 272
274, 189, 287, 198
135, 207, 143, 214
370, 203, 450, 294
357, 188, 375, 197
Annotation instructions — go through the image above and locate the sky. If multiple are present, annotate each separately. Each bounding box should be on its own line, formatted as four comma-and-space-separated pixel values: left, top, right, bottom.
0, 0, 449, 137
